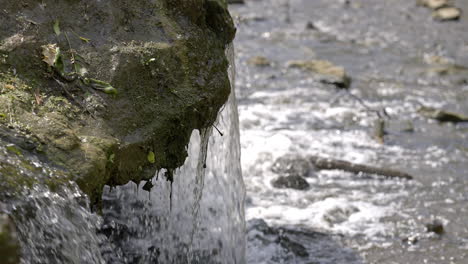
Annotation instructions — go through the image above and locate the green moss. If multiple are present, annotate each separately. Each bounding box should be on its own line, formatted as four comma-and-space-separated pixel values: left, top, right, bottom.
6, 145, 22, 156
0, 160, 37, 194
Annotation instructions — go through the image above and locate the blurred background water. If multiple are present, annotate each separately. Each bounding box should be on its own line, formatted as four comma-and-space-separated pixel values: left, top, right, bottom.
229, 0, 468, 263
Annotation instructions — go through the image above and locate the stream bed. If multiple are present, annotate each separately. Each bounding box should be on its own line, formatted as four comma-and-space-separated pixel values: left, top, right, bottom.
229, 0, 468, 263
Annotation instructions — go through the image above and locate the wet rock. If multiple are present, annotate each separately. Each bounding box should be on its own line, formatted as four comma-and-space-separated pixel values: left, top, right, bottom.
433, 7, 462, 21
425, 220, 444, 235
247, 56, 272, 67
0, 211, 20, 264
271, 175, 310, 190
278, 235, 309, 257
417, 106, 468, 122
287, 60, 351, 88
417, 0, 449, 9
271, 154, 313, 177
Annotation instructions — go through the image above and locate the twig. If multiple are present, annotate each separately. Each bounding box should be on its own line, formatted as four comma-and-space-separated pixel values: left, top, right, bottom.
64, 32, 79, 74
213, 124, 224, 136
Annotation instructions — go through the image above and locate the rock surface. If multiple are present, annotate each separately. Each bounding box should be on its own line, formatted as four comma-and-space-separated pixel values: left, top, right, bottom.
0, 0, 235, 203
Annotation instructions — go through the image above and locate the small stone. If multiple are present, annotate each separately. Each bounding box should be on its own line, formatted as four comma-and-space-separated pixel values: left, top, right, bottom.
417, 0, 449, 9
426, 220, 444, 235
287, 60, 351, 88
433, 7, 461, 21
271, 175, 310, 190
247, 56, 272, 67
305, 21, 317, 30
271, 154, 313, 177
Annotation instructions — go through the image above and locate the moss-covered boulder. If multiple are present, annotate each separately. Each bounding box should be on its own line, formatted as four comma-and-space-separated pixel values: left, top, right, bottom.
0, 0, 235, 204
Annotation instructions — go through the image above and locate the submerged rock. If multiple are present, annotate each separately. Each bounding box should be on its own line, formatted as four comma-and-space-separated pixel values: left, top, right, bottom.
287, 60, 351, 88
417, 106, 468, 122
271, 154, 313, 177
247, 56, 272, 67
433, 7, 462, 21
271, 175, 310, 190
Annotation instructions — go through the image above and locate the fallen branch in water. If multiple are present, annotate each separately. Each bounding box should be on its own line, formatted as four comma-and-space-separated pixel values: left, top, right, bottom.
308, 155, 413, 180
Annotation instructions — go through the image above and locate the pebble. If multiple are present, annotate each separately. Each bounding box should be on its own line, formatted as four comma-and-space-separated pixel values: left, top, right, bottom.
425, 220, 444, 235
417, 0, 449, 10
433, 7, 462, 21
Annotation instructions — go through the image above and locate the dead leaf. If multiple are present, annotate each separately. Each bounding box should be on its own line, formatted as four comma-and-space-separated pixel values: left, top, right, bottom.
41, 44, 59, 67
34, 89, 43, 105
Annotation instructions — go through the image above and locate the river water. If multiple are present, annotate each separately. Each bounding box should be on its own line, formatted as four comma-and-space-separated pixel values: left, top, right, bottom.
229, 0, 468, 263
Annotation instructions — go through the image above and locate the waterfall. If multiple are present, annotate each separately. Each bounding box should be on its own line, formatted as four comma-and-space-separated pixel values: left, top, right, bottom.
100, 43, 245, 264
6, 44, 244, 263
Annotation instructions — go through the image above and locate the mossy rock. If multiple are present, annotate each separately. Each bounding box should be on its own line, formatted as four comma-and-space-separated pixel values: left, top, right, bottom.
0, 0, 235, 204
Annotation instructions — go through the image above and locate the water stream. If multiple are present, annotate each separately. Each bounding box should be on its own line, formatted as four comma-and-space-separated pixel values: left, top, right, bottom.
99, 44, 245, 264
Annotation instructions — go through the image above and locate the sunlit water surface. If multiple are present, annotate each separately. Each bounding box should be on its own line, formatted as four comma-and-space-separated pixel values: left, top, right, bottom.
230, 0, 468, 263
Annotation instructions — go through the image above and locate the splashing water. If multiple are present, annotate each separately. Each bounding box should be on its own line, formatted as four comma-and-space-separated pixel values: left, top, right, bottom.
5, 43, 244, 263
100, 43, 245, 264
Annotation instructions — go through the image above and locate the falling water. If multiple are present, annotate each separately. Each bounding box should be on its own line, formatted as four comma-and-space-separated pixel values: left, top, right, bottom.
5, 44, 244, 263
100, 43, 245, 264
